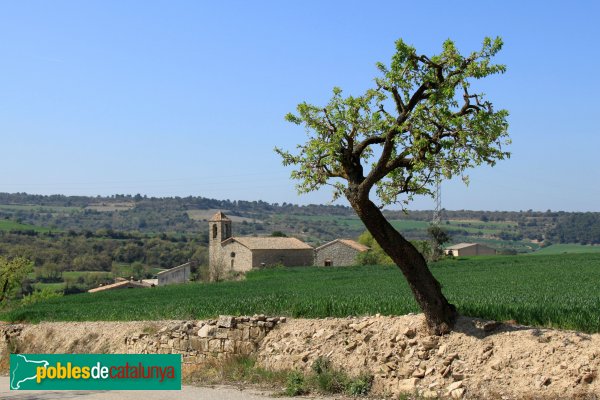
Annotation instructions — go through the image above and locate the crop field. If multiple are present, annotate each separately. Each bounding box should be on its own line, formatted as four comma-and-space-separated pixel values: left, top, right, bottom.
0, 219, 52, 233
3, 253, 600, 333
531, 244, 600, 255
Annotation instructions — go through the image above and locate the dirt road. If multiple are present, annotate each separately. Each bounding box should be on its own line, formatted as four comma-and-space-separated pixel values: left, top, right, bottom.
0, 377, 299, 400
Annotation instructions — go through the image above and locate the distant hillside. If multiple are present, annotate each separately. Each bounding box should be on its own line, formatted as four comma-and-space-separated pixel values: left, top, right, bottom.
1, 192, 600, 249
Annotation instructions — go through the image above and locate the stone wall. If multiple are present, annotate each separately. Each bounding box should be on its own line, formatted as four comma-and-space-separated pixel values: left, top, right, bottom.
315, 241, 360, 266
124, 315, 285, 363
251, 249, 314, 268
219, 241, 253, 272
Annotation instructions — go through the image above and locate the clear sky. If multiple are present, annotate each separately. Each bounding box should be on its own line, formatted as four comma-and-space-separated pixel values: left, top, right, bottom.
1, 1, 599, 211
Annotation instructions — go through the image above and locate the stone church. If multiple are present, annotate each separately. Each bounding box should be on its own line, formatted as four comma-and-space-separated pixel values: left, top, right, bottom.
209, 212, 315, 272
208, 211, 370, 272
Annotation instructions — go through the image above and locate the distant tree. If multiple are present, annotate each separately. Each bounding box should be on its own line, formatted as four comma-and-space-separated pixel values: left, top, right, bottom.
277, 37, 510, 334
427, 225, 451, 261
271, 231, 288, 237
0, 256, 31, 303
357, 231, 393, 265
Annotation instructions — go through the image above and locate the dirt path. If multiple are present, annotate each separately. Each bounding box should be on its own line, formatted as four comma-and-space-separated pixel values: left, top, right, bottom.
0, 377, 309, 400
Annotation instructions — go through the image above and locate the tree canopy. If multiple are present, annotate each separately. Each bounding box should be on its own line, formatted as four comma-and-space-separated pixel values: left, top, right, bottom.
277, 37, 509, 207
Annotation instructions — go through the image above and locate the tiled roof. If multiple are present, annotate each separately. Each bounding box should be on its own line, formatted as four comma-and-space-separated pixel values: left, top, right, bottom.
209, 211, 231, 222
229, 236, 313, 250
316, 239, 370, 252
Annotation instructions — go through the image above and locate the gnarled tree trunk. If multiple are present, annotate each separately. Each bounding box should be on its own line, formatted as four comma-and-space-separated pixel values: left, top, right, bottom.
348, 194, 457, 335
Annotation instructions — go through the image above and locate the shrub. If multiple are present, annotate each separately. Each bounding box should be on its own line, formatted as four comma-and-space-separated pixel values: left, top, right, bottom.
285, 371, 307, 396
21, 288, 63, 306
346, 373, 373, 396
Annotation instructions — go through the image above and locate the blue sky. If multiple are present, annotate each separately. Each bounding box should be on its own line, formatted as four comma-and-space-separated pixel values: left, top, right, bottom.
1, 1, 598, 211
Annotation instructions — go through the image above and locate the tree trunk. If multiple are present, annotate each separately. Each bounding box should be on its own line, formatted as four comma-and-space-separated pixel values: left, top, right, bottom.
348, 195, 457, 334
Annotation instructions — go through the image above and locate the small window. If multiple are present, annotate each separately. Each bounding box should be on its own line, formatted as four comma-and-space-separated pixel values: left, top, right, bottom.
324, 259, 332, 267
212, 224, 217, 239
230, 252, 236, 258
231, 259, 234, 268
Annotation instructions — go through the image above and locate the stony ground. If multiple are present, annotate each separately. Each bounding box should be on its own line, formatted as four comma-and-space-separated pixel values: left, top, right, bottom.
258, 315, 599, 399
1, 315, 599, 399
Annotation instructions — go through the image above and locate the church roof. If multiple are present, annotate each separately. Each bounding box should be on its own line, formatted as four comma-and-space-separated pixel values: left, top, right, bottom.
209, 211, 231, 222
226, 236, 313, 250
316, 239, 370, 252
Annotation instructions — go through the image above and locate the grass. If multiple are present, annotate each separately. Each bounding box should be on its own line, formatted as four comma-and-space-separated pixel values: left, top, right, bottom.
3, 253, 600, 333
0, 219, 53, 233
532, 244, 600, 255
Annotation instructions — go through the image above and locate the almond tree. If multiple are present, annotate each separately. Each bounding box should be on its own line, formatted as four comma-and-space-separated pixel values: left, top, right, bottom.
276, 37, 510, 334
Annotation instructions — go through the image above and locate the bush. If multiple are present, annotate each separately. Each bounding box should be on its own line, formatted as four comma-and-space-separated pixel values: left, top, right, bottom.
21, 288, 63, 306
346, 373, 373, 396
285, 371, 307, 396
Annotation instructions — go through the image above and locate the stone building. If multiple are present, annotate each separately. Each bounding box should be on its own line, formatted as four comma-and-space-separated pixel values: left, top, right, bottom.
209, 212, 314, 272
315, 239, 370, 266
444, 242, 496, 257
157, 262, 191, 286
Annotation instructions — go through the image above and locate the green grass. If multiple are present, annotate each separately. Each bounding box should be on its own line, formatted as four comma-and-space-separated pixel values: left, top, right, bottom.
0, 219, 53, 233
32, 282, 65, 292
3, 254, 600, 333
532, 244, 600, 255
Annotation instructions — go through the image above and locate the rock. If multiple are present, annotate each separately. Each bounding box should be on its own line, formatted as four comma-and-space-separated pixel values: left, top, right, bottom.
474, 320, 501, 332
421, 336, 438, 350
158, 326, 169, 334
437, 344, 448, 356
398, 365, 415, 378
403, 327, 416, 338
452, 372, 465, 381
383, 362, 397, 372
422, 389, 439, 399
412, 368, 426, 378
350, 321, 369, 332
443, 353, 459, 366
537, 376, 551, 388
441, 366, 452, 378
450, 388, 466, 399
446, 380, 463, 392
345, 342, 358, 352
582, 373, 595, 384
198, 325, 217, 338
397, 378, 420, 393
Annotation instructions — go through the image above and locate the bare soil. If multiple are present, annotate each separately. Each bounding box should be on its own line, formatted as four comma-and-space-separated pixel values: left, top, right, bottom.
1, 315, 599, 399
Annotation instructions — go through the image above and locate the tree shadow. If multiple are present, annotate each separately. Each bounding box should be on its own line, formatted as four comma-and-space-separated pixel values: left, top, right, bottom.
450, 315, 535, 339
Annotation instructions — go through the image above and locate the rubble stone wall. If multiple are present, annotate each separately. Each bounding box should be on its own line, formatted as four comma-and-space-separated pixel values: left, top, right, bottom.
124, 315, 285, 365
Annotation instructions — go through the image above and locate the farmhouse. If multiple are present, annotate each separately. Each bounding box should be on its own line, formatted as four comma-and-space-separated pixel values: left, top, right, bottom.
444, 242, 496, 257
209, 212, 314, 272
315, 239, 370, 266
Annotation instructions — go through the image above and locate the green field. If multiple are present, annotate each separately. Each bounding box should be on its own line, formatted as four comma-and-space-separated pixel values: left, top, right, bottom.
532, 244, 600, 255
0, 219, 53, 233
3, 254, 600, 333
